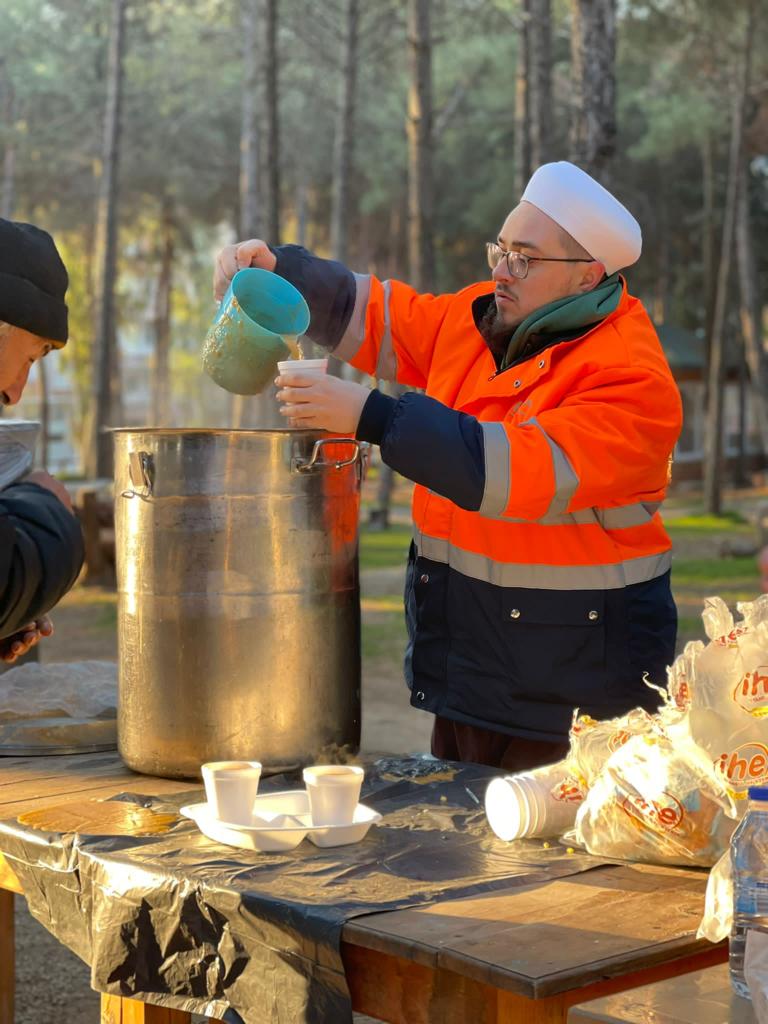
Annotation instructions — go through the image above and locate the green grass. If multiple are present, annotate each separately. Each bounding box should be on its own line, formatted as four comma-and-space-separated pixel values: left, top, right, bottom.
359, 525, 412, 570
667, 510, 750, 533
362, 615, 407, 660
671, 555, 758, 587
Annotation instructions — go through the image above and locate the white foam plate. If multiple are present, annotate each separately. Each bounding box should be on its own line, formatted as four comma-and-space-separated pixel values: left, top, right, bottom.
252, 789, 381, 847
181, 801, 310, 853
181, 788, 381, 852
305, 803, 381, 848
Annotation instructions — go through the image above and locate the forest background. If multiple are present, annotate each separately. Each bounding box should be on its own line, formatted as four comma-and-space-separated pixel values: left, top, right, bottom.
0, 0, 766, 515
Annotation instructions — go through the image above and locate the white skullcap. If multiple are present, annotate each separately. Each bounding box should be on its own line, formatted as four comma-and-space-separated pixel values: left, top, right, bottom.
521, 161, 642, 275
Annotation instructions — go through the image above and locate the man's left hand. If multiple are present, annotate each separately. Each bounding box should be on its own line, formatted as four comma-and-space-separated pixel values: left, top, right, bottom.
276, 373, 370, 433
0, 616, 54, 664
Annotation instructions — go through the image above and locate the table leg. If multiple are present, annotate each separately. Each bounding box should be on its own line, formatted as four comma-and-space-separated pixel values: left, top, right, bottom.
0, 889, 14, 1024
100, 993, 194, 1023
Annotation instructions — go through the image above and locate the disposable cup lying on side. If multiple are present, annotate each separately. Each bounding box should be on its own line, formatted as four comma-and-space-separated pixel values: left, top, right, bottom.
485, 759, 582, 841
485, 776, 535, 840
303, 764, 364, 826
201, 760, 262, 825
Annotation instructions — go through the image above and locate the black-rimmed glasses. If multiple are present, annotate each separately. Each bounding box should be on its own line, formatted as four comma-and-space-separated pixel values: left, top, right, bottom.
486, 242, 594, 280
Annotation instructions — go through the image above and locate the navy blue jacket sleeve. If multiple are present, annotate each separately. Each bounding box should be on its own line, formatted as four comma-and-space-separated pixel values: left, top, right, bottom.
272, 245, 356, 351
357, 389, 486, 512
0, 482, 85, 639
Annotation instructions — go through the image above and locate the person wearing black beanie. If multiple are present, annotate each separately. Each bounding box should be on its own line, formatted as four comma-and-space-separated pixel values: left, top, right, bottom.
0, 217, 84, 663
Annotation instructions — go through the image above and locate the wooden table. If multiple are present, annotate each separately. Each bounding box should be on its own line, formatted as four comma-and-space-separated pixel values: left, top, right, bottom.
0, 752, 727, 1024
568, 963, 755, 1023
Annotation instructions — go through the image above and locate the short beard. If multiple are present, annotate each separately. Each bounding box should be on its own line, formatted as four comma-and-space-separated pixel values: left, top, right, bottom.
478, 300, 515, 363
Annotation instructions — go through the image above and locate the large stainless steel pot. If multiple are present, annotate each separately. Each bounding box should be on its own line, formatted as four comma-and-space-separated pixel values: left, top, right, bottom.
113, 429, 363, 779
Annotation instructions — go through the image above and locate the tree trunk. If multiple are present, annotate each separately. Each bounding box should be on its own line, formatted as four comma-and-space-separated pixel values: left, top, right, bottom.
736, 161, 768, 455
263, 0, 280, 244
239, 0, 261, 240
406, 0, 434, 294
653, 169, 669, 324
330, 0, 359, 265
0, 63, 16, 220
701, 126, 716, 344
151, 197, 174, 428
513, 0, 531, 199
528, 0, 552, 168
702, 0, 753, 515
569, 0, 616, 185
87, 0, 127, 480
296, 173, 308, 247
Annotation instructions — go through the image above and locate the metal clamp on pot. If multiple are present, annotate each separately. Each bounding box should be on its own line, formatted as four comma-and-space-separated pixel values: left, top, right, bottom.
121, 450, 154, 500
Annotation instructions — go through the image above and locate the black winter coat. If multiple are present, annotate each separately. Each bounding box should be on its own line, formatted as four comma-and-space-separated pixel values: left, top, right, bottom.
0, 482, 84, 639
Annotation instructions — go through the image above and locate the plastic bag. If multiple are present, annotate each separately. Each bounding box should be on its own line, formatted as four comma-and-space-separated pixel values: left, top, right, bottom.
697, 850, 733, 942
574, 720, 737, 867
568, 707, 659, 788
0, 661, 117, 721
684, 596, 768, 804
666, 639, 705, 712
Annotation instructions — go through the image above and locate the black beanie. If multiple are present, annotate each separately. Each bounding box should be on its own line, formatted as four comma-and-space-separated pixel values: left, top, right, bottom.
0, 218, 68, 346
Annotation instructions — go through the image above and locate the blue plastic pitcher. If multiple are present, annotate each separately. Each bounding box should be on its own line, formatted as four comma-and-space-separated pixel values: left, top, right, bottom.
202, 268, 311, 395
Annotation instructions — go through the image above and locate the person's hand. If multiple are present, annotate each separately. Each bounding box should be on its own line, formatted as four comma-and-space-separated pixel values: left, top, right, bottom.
213, 238, 277, 301
0, 616, 53, 664
275, 373, 371, 433
25, 470, 73, 512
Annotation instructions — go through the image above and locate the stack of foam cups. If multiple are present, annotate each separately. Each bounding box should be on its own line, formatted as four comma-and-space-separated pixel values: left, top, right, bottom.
485, 759, 582, 841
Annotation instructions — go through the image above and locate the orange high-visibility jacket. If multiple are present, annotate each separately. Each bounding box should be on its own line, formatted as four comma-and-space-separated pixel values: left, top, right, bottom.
274, 246, 683, 741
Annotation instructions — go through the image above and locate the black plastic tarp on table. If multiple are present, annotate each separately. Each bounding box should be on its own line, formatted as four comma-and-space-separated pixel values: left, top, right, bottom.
0, 756, 604, 1023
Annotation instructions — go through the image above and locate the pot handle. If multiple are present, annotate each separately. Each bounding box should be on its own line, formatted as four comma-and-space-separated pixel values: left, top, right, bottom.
292, 438, 369, 474
121, 450, 155, 499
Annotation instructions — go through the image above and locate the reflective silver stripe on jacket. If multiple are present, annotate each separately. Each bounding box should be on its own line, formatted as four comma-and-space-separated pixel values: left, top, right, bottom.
333, 274, 397, 381
375, 280, 397, 381
414, 530, 672, 591
474, 499, 662, 528
521, 417, 579, 517
476, 416, 660, 529
478, 417, 577, 519
478, 422, 511, 516
334, 273, 372, 363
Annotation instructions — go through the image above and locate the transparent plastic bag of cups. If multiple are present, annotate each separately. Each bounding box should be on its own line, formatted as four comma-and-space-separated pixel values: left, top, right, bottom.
673, 596, 768, 810
485, 757, 587, 842
568, 707, 665, 789
574, 720, 737, 868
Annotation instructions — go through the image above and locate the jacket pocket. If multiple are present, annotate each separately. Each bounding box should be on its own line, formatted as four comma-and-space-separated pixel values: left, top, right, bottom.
499, 589, 609, 708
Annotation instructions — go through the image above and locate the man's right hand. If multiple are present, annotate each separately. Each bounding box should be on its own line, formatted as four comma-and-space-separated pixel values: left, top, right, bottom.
25, 470, 74, 512
213, 238, 277, 302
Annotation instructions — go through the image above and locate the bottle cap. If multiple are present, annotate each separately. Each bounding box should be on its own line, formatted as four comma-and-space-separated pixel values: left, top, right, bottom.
748, 786, 768, 801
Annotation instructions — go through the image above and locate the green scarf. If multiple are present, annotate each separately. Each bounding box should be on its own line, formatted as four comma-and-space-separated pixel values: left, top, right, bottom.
501, 273, 623, 370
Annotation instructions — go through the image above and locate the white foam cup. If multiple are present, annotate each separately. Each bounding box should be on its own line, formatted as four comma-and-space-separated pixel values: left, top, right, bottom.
201, 760, 262, 825
485, 776, 536, 841
276, 358, 328, 377
302, 764, 364, 826
516, 763, 581, 836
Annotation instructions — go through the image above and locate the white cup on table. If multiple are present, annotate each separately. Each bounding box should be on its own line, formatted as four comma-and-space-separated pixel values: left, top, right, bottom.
201, 760, 262, 825
302, 765, 364, 826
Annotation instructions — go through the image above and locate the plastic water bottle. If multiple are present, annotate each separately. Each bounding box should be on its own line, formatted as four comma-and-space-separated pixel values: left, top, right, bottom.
730, 785, 768, 998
